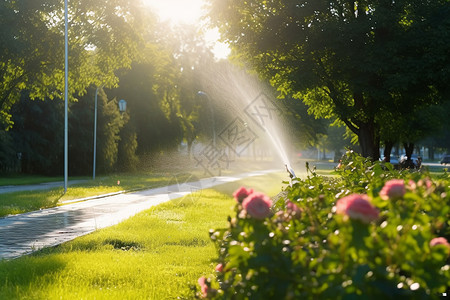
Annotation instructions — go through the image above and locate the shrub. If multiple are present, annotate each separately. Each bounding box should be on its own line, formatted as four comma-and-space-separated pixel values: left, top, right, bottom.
195, 152, 450, 299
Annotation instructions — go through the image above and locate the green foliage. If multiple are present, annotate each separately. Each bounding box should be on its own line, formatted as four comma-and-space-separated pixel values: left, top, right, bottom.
117, 121, 139, 172
206, 0, 450, 158
200, 152, 450, 299
70, 87, 127, 175
0, 0, 145, 128
9, 96, 64, 175
0, 130, 16, 173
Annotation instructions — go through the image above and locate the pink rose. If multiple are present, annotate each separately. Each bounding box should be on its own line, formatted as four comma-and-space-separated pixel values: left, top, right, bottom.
336, 194, 379, 224
215, 263, 223, 272
242, 192, 272, 220
198, 276, 208, 298
286, 200, 302, 217
379, 179, 406, 200
407, 180, 417, 191
233, 187, 254, 203
430, 237, 450, 256
430, 237, 450, 247
425, 178, 433, 189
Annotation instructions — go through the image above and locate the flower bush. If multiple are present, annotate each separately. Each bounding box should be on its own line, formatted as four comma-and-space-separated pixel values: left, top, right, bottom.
194, 152, 450, 299
335, 194, 379, 224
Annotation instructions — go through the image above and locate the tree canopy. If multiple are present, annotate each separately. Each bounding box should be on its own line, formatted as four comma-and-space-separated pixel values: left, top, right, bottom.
0, 0, 145, 128
206, 0, 450, 159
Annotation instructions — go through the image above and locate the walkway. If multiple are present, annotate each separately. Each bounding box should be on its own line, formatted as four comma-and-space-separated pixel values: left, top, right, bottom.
0, 170, 278, 260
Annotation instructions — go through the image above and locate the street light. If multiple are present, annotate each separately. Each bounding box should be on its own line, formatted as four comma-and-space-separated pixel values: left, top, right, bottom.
92, 86, 102, 180
197, 91, 216, 147
64, 0, 69, 193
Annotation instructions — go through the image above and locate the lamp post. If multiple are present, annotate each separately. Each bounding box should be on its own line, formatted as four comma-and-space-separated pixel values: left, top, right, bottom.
197, 91, 216, 147
92, 86, 102, 180
64, 0, 69, 193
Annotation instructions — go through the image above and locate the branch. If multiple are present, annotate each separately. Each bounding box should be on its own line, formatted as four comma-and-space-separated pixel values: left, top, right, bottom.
342, 118, 359, 135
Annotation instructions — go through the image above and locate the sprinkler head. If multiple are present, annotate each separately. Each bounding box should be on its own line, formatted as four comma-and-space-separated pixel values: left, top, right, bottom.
285, 164, 296, 179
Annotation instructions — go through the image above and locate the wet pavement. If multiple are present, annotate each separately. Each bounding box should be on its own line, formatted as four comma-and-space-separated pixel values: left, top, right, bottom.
0, 170, 277, 260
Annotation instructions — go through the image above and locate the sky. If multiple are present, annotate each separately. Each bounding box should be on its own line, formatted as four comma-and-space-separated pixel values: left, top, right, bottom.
142, 0, 230, 60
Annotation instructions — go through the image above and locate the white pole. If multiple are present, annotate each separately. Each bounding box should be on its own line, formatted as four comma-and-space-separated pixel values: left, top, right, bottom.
93, 87, 99, 180
64, 0, 69, 193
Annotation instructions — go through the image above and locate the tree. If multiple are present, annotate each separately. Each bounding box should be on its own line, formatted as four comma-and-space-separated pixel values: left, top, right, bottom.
0, 0, 145, 129
69, 87, 126, 175
167, 24, 217, 156
10, 95, 64, 175
278, 97, 327, 151
206, 0, 450, 159
0, 130, 16, 173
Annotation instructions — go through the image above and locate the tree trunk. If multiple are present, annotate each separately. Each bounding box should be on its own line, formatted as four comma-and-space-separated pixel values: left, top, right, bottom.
357, 123, 380, 160
341, 92, 380, 161
403, 142, 414, 158
187, 140, 193, 159
429, 146, 435, 160
402, 142, 415, 168
383, 140, 394, 162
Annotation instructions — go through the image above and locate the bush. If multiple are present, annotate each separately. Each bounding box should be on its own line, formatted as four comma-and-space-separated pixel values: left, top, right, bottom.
195, 151, 450, 299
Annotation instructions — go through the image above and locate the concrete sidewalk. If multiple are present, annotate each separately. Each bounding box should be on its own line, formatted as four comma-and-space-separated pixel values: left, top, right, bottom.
0, 169, 278, 260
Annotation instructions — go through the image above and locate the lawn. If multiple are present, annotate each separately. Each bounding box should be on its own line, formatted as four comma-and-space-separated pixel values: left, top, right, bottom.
0, 173, 286, 300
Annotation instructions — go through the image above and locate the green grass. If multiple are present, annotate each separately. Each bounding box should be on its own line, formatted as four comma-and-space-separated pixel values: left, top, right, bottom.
0, 175, 70, 186
0, 173, 285, 300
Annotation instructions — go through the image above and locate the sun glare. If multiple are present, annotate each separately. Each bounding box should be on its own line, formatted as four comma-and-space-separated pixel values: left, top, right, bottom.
142, 0, 205, 25
142, 0, 230, 60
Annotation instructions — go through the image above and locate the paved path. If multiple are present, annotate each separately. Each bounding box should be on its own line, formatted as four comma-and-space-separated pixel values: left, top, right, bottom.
0, 170, 278, 260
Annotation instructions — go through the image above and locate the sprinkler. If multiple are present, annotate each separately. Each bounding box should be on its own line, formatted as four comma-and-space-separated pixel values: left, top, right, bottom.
285, 164, 296, 179
285, 164, 296, 182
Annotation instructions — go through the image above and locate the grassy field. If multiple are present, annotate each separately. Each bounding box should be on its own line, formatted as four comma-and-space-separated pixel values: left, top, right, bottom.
0, 173, 285, 300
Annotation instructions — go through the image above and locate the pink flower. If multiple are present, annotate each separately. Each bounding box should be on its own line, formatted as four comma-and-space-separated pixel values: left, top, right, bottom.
286, 200, 302, 217
242, 192, 272, 220
379, 179, 406, 200
198, 276, 208, 298
336, 194, 379, 224
215, 263, 223, 272
407, 180, 417, 191
430, 237, 450, 256
430, 237, 450, 247
233, 187, 254, 203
